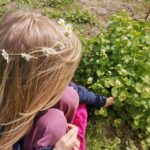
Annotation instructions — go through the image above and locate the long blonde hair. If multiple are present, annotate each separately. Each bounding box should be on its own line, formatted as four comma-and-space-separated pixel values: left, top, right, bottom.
0, 10, 81, 149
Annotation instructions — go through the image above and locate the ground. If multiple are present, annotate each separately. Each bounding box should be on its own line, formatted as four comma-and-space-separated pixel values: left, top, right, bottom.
0, 0, 149, 149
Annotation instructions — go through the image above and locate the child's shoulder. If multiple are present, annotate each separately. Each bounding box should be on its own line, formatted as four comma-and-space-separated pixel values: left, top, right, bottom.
61, 85, 79, 101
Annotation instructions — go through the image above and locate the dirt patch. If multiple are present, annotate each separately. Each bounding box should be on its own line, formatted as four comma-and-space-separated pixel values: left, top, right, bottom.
78, 0, 147, 26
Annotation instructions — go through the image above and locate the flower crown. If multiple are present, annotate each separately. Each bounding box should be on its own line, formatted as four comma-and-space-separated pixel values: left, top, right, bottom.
0, 19, 73, 63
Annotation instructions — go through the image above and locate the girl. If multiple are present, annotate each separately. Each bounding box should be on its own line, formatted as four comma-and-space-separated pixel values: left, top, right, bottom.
23, 83, 114, 150
0, 10, 115, 150
0, 10, 82, 150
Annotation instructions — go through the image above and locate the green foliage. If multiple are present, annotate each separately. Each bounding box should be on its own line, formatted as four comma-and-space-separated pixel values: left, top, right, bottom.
44, 9, 98, 25
0, 0, 10, 5
43, 0, 73, 8
16, 0, 38, 7
75, 11, 150, 148
86, 116, 140, 150
0, 8, 5, 19
0, 0, 149, 149
86, 117, 121, 150
61, 10, 98, 25
126, 139, 139, 150
0, 0, 9, 19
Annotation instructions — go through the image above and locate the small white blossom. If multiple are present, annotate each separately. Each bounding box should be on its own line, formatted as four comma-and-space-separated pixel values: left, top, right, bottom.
21, 53, 34, 62
128, 17, 132, 20
127, 26, 131, 30
117, 64, 122, 67
58, 19, 73, 38
108, 71, 112, 74
101, 49, 106, 53
1, 49, 9, 63
64, 24, 73, 37
122, 36, 128, 41
65, 24, 73, 32
55, 42, 65, 49
58, 19, 65, 26
42, 48, 53, 56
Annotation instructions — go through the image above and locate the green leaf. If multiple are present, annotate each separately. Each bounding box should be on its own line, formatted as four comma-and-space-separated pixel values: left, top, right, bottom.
98, 108, 108, 117
111, 88, 118, 97
141, 75, 150, 85
96, 70, 104, 77
118, 90, 128, 102
146, 126, 150, 133
135, 83, 143, 93
113, 118, 122, 127
114, 79, 123, 88
87, 77, 93, 84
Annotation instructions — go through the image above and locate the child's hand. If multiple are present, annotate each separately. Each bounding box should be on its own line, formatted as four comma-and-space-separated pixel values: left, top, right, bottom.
105, 96, 115, 107
54, 124, 79, 150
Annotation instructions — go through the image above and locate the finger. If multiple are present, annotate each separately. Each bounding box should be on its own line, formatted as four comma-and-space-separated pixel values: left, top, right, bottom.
63, 126, 78, 139
64, 137, 78, 149
68, 124, 78, 135
56, 130, 78, 150
66, 130, 78, 147
68, 128, 78, 140
76, 139, 80, 148
68, 124, 77, 129
67, 138, 78, 149
73, 145, 79, 150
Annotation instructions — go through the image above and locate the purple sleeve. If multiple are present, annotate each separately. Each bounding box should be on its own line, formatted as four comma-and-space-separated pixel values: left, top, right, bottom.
69, 82, 107, 108
13, 142, 53, 150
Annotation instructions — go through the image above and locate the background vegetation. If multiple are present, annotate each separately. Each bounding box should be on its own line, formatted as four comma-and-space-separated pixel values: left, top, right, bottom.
0, 0, 150, 149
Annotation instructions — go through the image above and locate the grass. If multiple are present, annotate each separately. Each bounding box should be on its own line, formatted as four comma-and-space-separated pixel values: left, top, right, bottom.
0, 0, 149, 149
86, 115, 142, 150
0, 0, 10, 19
15, 0, 38, 8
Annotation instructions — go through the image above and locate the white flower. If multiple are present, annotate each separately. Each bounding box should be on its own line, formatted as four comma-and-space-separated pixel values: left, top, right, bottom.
42, 48, 53, 56
122, 36, 128, 41
1, 49, 9, 63
55, 42, 65, 50
127, 26, 131, 30
21, 53, 34, 62
58, 19, 65, 26
65, 24, 73, 33
64, 24, 73, 37
58, 19, 73, 38
108, 71, 112, 74
101, 49, 106, 53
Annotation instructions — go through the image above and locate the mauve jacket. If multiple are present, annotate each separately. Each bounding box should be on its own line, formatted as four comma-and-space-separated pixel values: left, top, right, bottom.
13, 83, 106, 150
